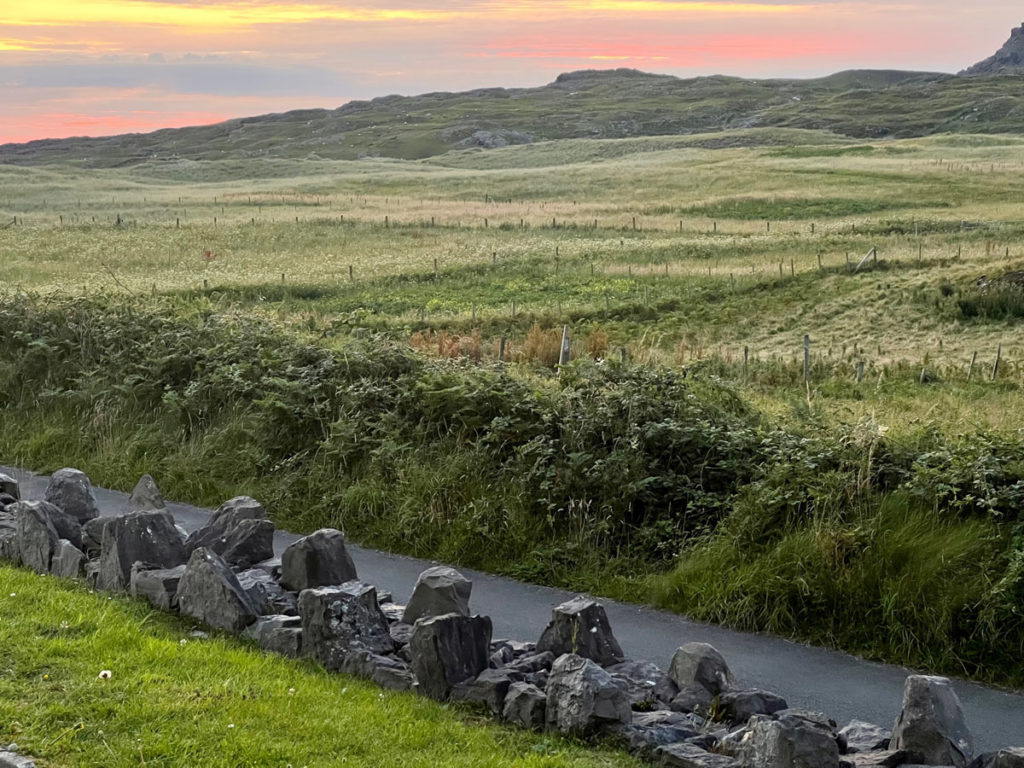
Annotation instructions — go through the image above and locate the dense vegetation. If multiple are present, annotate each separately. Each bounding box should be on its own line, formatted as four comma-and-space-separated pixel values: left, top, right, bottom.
0, 564, 637, 767
2, 295, 1023, 688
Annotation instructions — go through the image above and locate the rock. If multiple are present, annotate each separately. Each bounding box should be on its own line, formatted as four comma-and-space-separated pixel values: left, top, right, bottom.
252, 556, 282, 579
127, 474, 165, 512
97, 511, 186, 592
536, 597, 625, 667
607, 660, 678, 709
82, 516, 115, 556
381, 603, 405, 623
84, 559, 100, 587
507, 651, 556, 675
244, 614, 303, 657
175, 547, 259, 633
737, 713, 840, 768
408, 613, 492, 701
280, 529, 357, 591
655, 743, 739, 767
841, 752, 914, 767
545, 653, 631, 734
841, 720, 893, 753
219, 518, 275, 569
44, 468, 99, 523
342, 650, 414, 691
13, 501, 59, 573
718, 689, 788, 724
671, 683, 716, 715
51, 539, 86, 579
0, 510, 17, 562
130, 564, 186, 610
503, 681, 547, 729
0, 749, 36, 768
606, 711, 702, 757
402, 566, 472, 624
235, 568, 295, 616
962, 23, 1024, 75
0, 473, 20, 500
968, 749, 1024, 768
389, 622, 414, 646
452, 668, 518, 714
891, 676, 974, 767
184, 496, 266, 555
669, 643, 734, 696
298, 582, 395, 672
18, 499, 81, 550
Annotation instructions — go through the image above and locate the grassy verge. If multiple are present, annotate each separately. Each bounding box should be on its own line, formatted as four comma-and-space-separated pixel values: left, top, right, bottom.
0, 564, 638, 768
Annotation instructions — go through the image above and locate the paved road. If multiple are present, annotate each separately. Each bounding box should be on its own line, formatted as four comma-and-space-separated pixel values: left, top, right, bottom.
5, 465, 1024, 750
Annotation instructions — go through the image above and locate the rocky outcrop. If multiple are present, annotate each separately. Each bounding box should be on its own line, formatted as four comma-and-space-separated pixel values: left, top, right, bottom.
962, 24, 1024, 75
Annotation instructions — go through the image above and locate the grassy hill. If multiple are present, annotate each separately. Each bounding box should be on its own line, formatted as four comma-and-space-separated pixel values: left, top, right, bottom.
3, 68, 1024, 167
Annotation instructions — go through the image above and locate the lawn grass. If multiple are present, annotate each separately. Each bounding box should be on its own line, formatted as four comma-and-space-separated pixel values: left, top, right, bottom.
0, 565, 638, 768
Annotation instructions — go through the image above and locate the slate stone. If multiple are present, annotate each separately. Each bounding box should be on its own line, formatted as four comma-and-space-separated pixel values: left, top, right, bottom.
718, 688, 789, 724
545, 653, 631, 734
44, 468, 99, 523
298, 581, 395, 672
127, 474, 165, 512
82, 516, 113, 556
342, 651, 414, 691
219, 518, 275, 570
655, 743, 739, 768
280, 529, 357, 591
737, 713, 841, 768
669, 642, 734, 696
176, 547, 259, 633
235, 568, 295, 616
841, 751, 914, 768
184, 496, 265, 555
968, 748, 1024, 768
402, 566, 472, 624
607, 660, 678, 709
130, 564, 186, 611
0, 473, 20, 501
0, 750, 36, 768
244, 615, 303, 657
841, 720, 893, 754
891, 676, 974, 768
389, 622, 414, 647
670, 683, 715, 715
13, 501, 59, 573
451, 668, 518, 714
536, 597, 625, 667
605, 711, 702, 757
97, 511, 186, 592
408, 613, 492, 701
507, 651, 556, 675
502, 681, 547, 729
51, 539, 86, 579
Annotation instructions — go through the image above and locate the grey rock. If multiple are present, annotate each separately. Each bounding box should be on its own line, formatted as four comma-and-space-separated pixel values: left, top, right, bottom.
13, 501, 59, 573
220, 518, 274, 570
737, 713, 841, 768
545, 653, 631, 734
633, 710, 704, 730
409, 613, 492, 701
127, 474, 165, 512
608, 659, 678, 709
669, 642, 734, 696
718, 688, 788, 724
891, 676, 974, 767
342, 650, 414, 691
0, 750, 36, 768
82, 516, 113, 556
298, 581, 395, 672
280, 529, 357, 591
97, 511, 186, 592
389, 622, 414, 646
381, 603, 405, 623
176, 547, 259, 633
671, 682, 716, 715
235, 568, 295, 616
17, 500, 81, 550
252, 556, 282, 579
0, 473, 20, 500
841, 752, 914, 768
44, 468, 99, 523
452, 668, 518, 714
0, 513, 17, 563
656, 743, 739, 768
184, 496, 265, 555
402, 566, 472, 624
536, 597, 625, 667
606, 711, 702, 757
84, 559, 100, 588
968, 749, 1024, 768
841, 720, 893, 753
51, 539, 86, 579
502, 681, 547, 729
244, 615, 303, 657
508, 651, 556, 675
130, 564, 186, 610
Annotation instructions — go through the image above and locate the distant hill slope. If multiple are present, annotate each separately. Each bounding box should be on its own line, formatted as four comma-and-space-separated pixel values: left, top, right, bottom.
962, 23, 1024, 75
2, 66, 1023, 168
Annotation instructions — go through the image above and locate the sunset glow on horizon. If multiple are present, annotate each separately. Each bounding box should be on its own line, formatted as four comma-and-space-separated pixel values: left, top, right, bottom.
1, 0, 1019, 144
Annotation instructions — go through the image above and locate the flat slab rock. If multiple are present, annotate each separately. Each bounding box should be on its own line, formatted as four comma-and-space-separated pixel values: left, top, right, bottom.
656, 743, 738, 768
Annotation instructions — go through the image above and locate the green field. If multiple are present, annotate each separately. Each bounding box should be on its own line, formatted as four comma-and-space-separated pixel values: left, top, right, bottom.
3, 129, 1024, 690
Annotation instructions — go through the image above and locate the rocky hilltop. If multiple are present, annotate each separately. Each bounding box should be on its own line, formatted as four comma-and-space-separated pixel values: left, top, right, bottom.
962, 23, 1024, 75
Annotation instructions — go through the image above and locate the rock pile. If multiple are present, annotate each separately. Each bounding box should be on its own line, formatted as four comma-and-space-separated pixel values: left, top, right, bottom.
0, 467, 1019, 768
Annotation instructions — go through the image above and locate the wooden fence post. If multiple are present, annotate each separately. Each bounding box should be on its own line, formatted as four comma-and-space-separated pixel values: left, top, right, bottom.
992, 345, 1002, 381
967, 351, 977, 382
803, 335, 811, 382
559, 326, 572, 365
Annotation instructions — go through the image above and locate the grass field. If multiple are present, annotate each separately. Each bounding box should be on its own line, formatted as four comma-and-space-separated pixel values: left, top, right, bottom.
3, 128, 1024, 690
0, 565, 638, 768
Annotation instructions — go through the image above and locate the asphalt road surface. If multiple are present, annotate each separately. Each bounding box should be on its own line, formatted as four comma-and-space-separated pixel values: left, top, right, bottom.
4, 464, 1023, 750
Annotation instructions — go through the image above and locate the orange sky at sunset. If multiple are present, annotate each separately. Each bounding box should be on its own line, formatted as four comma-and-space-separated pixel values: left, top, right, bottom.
0, 1, 1019, 144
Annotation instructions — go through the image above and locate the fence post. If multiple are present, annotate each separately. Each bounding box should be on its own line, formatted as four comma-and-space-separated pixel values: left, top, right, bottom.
498, 337, 507, 363
803, 335, 811, 382
967, 351, 977, 382
992, 345, 1002, 381
856, 361, 865, 382
559, 326, 571, 365
743, 346, 749, 384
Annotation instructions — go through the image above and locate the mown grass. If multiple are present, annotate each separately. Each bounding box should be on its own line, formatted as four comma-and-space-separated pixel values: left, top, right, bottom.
0, 566, 638, 768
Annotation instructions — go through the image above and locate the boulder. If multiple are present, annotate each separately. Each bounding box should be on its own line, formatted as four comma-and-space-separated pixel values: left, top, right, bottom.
389, 622, 414, 646
402, 566, 472, 624
841, 720, 893, 754
0, 749, 36, 768
736, 713, 841, 768
451, 668, 518, 714
0, 473, 20, 500
82, 517, 113, 556
655, 743, 739, 767
298, 582, 395, 672
13, 501, 59, 573
0, 510, 17, 562
536, 597, 625, 667
175, 547, 259, 633
342, 650, 414, 691
126, 474, 165, 512
408, 613, 492, 701
841, 752, 914, 768
43, 468, 99, 523
606, 711, 702, 757
891, 676, 974, 768
669, 643, 734, 696
131, 564, 186, 610
507, 651, 556, 676
280, 529, 357, 591
670, 683, 716, 715
17, 500, 81, 549
235, 568, 296, 616
718, 689, 788, 724
97, 511, 186, 592
607, 660, 678, 709
968, 749, 1024, 768
545, 653, 631, 734
51, 540, 86, 579
219, 518, 275, 570
184, 496, 266, 555
503, 681, 547, 729
244, 615, 304, 657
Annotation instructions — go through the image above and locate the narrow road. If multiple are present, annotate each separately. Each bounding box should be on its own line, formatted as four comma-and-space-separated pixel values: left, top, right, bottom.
4, 465, 1023, 750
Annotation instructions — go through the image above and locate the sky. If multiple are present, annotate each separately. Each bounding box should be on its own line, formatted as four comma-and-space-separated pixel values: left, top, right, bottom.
0, 1, 1020, 144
